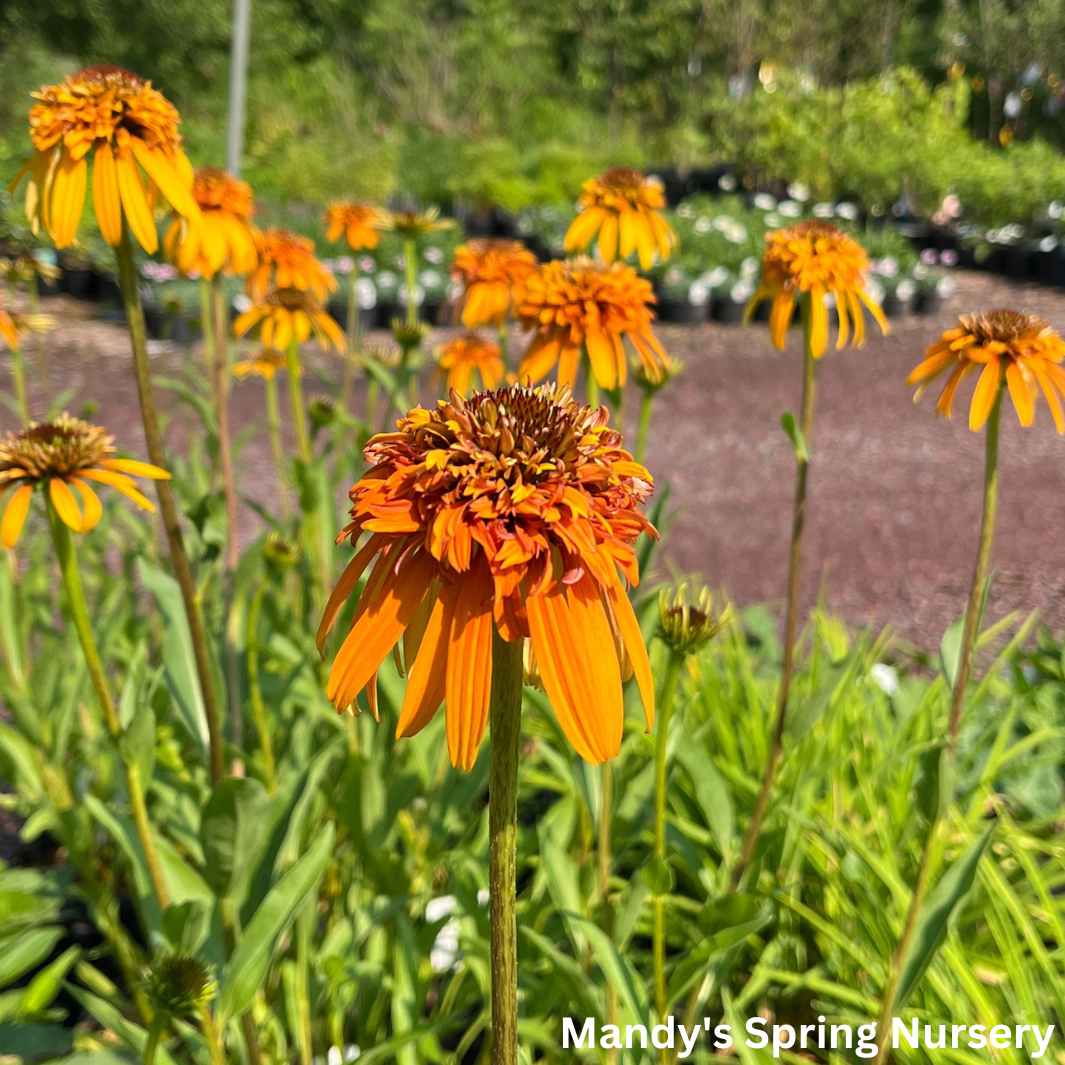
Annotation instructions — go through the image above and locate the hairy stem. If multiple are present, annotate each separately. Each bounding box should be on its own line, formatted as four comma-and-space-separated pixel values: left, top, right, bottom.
636, 389, 654, 464
245, 578, 277, 792
264, 375, 291, 519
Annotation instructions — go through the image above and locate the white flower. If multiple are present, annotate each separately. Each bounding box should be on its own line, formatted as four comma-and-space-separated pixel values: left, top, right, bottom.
665, 266, 686, 286
677, 203, 696, 219
424, 246, 444, 264
398, 283, 424, 306
355, 278, 377, 309
876, 256, 899, 278
740, 256, 760, 280
778, 200, 803, 218
1049, 201, 1063, 220
233, 293, 253, 313
718, 174, 737, 192
419, 269, 442, 289
787, 182, 811, 202
764, 212, 782, 229
426, 895, 458, 922
700, 266, 730, 289
864, 277, 884, 305
477, 888, 490, 907
730, 279, 754, 302
430, 918, 462, 973
870, 663, 899, 696
688, 281, 710, 305
753, 192, 777, 211
836, 202, 859, 221
693, 216, 713, 234
896, 279, 916, 301
335, 256, 355, 275
358, 256, 376, 273
376, 271, 398, 290
935, 275, 957, 299
328, 1048, 343, 1065
812, 202, 835, 219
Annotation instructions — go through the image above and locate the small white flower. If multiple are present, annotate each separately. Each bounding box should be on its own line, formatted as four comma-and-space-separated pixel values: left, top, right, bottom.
740, 256, 760, 280
377, 271, 398, 290
419, 269, 442, 289
358, 256, 376, 273
753, 192, 777, 211
344, 1047, 360, 1063
328, 1047, 343, 1065
426, 895, 458, 923
233, 293, 253, 313
398, 283, 424, 306
477, 888, 490, 907
836, 202, 859, 221
876, 256, 899, 278
688, 281, 710, 305
424, 246, 444, 264
1049, 201, 1063, 220
677, 203, 695, 219
764, 212, 782, 229
355, 278, 377, 309
778, 200, 803, 218
787, 182, 811, 202
430, 918, 462, 973
870, 663, 899, 695
718, 174, 737, 192
812, 202, 835, 219
896, 279, 916, 301
730, 279, 754, 302
935, 275, 957, 298
700, 266, 730, 289
335, 256, 355, 275
693, 216, 713, 234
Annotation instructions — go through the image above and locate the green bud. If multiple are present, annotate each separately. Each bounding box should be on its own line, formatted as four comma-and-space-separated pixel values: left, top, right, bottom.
657, 583, 729, 656
263, 531, 301, 570
145, 953, 216, 1018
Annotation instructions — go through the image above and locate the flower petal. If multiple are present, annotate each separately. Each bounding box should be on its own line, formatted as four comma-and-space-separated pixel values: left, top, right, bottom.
49, 478, 83, 532
93, 143, 123, 247
397, 581, 459, 739
1, 484, 32, 549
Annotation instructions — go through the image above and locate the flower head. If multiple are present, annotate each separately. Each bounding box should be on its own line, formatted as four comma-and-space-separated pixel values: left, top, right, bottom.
0, 414, 169, 547
232, 348, 290, 381
908, 309, 1065, 432
435, 333, 505, 394
248, 229, 335, 302
634, 354, 684, 395
165, 167, 257, 278
657, 583, 729, 656
516, 257, 668, 390
10, 65, 201, 252
450, 239, 538, 327
391, 317, 430, 352
565, 169, 677, 269
746, 221, 887, 357
145, 953, 216, 1018
317, 383, 657, 769
325, 201, 389, 251
387, 206, 454, 241
234, 287, 346, 354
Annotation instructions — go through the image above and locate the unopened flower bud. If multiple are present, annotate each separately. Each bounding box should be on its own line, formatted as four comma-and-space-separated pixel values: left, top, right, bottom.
657, 583, 729, 656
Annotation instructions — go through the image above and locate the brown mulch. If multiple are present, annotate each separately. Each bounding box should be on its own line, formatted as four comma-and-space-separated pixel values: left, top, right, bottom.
7, 270, 1065, 650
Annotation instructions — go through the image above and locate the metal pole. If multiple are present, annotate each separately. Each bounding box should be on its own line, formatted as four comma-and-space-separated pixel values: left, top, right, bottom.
226, 0, 252, 175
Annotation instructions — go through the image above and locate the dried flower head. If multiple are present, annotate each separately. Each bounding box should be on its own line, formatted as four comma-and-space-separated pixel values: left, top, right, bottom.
11, 65, 200, 252
361, 341, 401, 371
565, 169, 677, 269
435, 333, 505, 394
234, 287, 346, 354
232, 349, 290, 381
516, 257, 668, 390
318, 383, 657, 769
746, 221, 887, 357
0, 414, 169, 547
310, 396, 336, 431
391, 317, 430, 352
450, 239, 538, 327
657, 583, 729, 656
145, 953, 216, 1018
908, 309, 1065, 432
248, 229, 335, 302
165, 167, 257, 278
263, 531, 301, 570
387, 206, 454, 241
325, 201, 389, 251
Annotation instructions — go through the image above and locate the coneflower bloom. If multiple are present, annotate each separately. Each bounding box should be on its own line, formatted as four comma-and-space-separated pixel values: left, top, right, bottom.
435, 333, 505, 393
564, 169, 677, 269
908, 310, 1065, 432
745, 221, 887, 357
232, 349, 290, 381
450, 238, 538, 327
234, 287, 346, 354
317, 384, 657, 770
325, 201, 389, 250
247, 229, 336, 303
0, 414, 169, 547
386, 206, 454, 240
10, 66, 200, 253
165, 167, 258, 278
516, 257, 668, 390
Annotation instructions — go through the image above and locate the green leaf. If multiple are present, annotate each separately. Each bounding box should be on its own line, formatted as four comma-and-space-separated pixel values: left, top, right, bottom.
914, 741, 954, 824
136, 559, 210, 752
199, 777, 271, 902
643, 856, 675, 898
119, 703, 156, 787
565, 915, 651, 1029
895, 823, 995, 1009
19, 945, 79, 1018
0, 926, 64, 986
780, 411, 808, 462
218, 823, 335, 1023
66, 987, 179, 1065
675, 742, 735, 863
162, 898, 212, 955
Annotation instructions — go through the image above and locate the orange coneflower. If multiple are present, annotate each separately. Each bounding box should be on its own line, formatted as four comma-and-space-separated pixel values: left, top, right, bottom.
234, 287, 346, 354
908, 309, 1065, 432
450, 238, 538, 328
232, 348, 290, 381
10, 65, 200, 253
565, 168, 677, 269
325, 201, 389, 250
516, 257, 668, 390
248, 229, 336, 302
165, 167, 258, 278
317, 383, 657, 770
0, 414, 169, 546
435, 333, 506, 393
745, 221, 887, 357
0, 302, 17, 351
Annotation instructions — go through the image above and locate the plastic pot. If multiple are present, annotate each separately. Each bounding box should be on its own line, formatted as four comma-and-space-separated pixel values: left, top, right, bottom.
880, 293, 914, 319
657, 299, 708, 325
711, 297, 745, 324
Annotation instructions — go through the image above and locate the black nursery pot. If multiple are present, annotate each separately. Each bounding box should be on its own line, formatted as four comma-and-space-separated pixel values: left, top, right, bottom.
95, 274, 122, 305
880, 293, 914, 319
711, 297, 746, 325
1000, 246, 1034, 281
915, 292, 945, 316
657, 299, 708, 325
327, 301, 377, 333
62, 266, 96, 300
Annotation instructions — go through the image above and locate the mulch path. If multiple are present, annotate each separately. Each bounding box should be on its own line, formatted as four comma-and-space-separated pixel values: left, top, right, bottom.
7, 269, 1065, 650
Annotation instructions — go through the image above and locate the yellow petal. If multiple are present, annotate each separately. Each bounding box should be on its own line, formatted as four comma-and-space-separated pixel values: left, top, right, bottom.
1, 484, 33, 549
49, 478, 83, 532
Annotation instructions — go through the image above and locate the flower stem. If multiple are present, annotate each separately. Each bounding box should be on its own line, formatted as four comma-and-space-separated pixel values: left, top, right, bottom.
246, 577, 277, 793
264, 376, 291, 519
636, 390, 654, 464
114, 228, 224, 785
489, 628, 523, 1065
199, 278, 216, 413
340, 265, 361, 420
143, 1009, 167, 1065
212, 277, 243, 761
27, 274, 53, 401
404, 238, 419, 326
199, 1004, 227, 1065
871, 387, 1002, 1065
730, 300, 817, 892
286, 337, 311, 464
9, 343, 30, 425
46, 500, 171, 911
599, 759, 618, 1065
497, 319, 509, 367
653, 649, 684, 1039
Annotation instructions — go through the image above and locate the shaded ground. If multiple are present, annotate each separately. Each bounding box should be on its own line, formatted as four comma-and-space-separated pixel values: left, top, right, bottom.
7, 269, 1065, 648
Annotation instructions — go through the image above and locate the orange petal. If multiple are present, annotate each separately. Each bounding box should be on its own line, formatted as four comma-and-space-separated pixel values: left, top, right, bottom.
317, 533, 385, 652
116, 147, 158, 254
326, 549, 436, 710
396, 582, 459, 739
70, 478, 103, 532
99, 458, 170, 480
1005, 361, 1034, 427
444, 556, 494, 771
49, 153, 87, 248
93, 143, 123, 247
49, 478, 83, 532
604, 571, 655, 730
1, 484, 32, 549
969, 358, 1002, 431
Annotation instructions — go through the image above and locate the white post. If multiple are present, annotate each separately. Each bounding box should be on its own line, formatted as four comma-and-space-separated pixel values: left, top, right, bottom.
226, 0, 252, 175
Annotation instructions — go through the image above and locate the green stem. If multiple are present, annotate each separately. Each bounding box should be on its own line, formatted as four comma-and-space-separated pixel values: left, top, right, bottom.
286, 337, 311, 464
340, 265, 361, 419
871, 388, 1002, 1065
199, 1004, 227, 1065
264, 375, 291, 519
404, 238, 419, 326
653, 650, 684, 1037
489, 629, 523, 1065
9, 343, 29, 425
729, 301, 817, 892
246, 578, 277, 792
143, 1009, 167, 1065
497, 319, 509, 368
636, 390, 654, 464
296, 898, 315, 1065
200, 278, 216, 413
599, 760, 618, 1065
27, 274, 52, 402
47, 501, 171, 911
114, 228, 224, 785
586, 369, 599, 409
